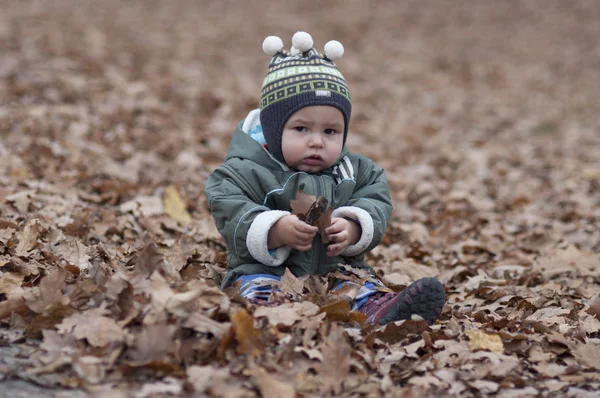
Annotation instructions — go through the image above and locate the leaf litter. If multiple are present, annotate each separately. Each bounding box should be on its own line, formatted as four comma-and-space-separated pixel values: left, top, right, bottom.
1, 1, 600, 396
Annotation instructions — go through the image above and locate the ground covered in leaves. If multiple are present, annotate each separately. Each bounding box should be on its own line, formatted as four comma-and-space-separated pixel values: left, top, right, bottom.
1, 1, 600, 397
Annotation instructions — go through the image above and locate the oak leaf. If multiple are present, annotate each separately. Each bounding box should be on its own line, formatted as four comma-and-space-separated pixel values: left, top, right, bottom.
316, 324, 350, 395
15, 219, 41, 256
231, 310, 264, 357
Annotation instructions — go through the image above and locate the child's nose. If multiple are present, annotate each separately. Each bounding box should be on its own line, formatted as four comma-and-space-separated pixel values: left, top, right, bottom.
309, 133, 324, 147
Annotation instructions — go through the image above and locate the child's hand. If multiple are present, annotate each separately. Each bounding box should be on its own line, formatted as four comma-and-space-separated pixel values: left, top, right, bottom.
325, 217, 361, 257
268, 215, 318, 251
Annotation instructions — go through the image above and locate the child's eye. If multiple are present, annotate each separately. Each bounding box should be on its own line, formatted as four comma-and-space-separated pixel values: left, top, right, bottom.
324, 129, 337, 135
295, 126, 307, 132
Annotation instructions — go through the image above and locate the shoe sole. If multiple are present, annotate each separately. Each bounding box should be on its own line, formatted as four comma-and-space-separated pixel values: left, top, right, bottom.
378, 277, 446, 325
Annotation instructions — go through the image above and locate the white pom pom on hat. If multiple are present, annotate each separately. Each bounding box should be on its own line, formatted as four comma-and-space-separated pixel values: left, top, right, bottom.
324, 40, 344, 60
291, 31, 313, 52
262, 36, 284, 56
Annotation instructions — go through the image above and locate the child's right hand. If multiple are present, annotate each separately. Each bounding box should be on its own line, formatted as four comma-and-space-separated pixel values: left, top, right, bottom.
268, 215, 318, 251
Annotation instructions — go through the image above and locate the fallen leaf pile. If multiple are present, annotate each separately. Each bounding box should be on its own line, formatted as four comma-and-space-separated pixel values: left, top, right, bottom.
1, 1, 600, 396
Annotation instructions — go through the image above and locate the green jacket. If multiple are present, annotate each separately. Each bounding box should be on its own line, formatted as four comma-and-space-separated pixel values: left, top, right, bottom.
204, 112, 393, 288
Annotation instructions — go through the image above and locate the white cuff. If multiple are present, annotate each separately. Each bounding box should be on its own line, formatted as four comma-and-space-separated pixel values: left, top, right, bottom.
332, 206, 374, 257
247, 210, 292, 267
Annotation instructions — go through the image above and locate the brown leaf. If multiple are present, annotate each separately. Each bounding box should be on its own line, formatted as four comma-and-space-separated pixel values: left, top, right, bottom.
587, 298, 600, 320
533, 245, 600, 278
0, 272, 24, 298
26, 268, 68, 313
129, 323, 178, 364
0, 296, 28, 320
39, 329, 79, 363
231, 309, 264, 357
319, 299, 351, 322
316, 324, 350, 395
316, 206, 333, 243
248, 367, 296, 398
0, 227, 15, 246
279, 268, 304, 296
57, 306, 126, 347
254, 302, 318, 328
26, 303, 76, 339
349, 311, 367, 324
183, 312, 230, 338
187, 365, 228, 393
374, 320, 431, 344
73, 356, 107, 384
119, 195, 164, 217
289, 191, 333, 239
304, 196, 328, 226
53, 237, 91, 270
15, 219, 41, 256
571, 341, 600, 370
289, 190, 316, 217
131, 241, 164, 279
187, 365, 248, 397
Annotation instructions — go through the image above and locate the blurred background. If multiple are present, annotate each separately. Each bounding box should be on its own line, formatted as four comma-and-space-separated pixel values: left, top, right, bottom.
2, 3, 600, 394
1, 0, 599, 250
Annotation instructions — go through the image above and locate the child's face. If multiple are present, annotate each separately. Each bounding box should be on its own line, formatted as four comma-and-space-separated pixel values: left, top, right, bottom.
281, 106, 345, 173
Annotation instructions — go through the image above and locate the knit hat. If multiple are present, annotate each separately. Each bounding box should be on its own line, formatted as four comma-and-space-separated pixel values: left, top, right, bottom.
259, 31, 352, 164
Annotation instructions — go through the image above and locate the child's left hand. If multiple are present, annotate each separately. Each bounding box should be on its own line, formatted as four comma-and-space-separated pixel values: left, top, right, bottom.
325, 217, 361, 257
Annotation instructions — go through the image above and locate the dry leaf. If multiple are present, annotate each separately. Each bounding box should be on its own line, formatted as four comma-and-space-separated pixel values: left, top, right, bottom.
374, 320, 431, 344
248, 367, 296, 398
134, 378, 183, 398
0, 272, 25, 298
187, 366, 228, 393
319, 300, 351, 322
183, 312, 230, 338
53, 237, 91, 270
289, 190, 316, 217
26, 268, 68, 313
57, 306, 126, 347
231, 310, 264, 357
279, 268, 304, 296
15, 219, 41, 256
0, 296, 29, 320
466, 329, 504, 354
129, 323, 178, 364
163, 185, 191, 224
587, 298, 600, 320
316, 324, 350, 395
253, 302, 315, 327
571, 342, 600, 370
120, 195, 164, 217
289, 190, 333, 241
2, 3, 600, 396
73, 356, 106, 384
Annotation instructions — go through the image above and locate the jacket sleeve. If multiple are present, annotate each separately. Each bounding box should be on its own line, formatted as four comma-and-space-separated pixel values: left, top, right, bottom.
332, 156, 393, 257
204, 162, 292, 267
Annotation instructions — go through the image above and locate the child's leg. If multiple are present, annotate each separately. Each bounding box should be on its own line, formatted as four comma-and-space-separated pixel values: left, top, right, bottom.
236, 274, 281, 301
331, 278, 385, 311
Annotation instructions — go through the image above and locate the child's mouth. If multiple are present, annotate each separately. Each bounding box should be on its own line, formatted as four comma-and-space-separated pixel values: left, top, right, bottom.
303, 155, 322, 165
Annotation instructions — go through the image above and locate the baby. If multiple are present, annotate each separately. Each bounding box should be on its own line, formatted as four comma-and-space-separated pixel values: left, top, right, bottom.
204, 32, 445, 325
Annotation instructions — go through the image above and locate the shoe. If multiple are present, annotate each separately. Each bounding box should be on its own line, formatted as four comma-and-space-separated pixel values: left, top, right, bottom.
360, 277, 446, 325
